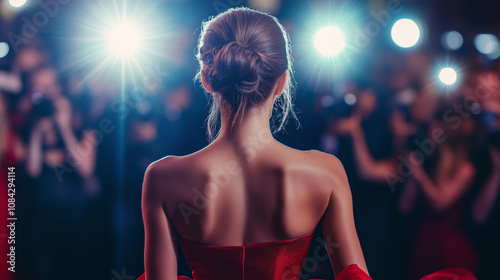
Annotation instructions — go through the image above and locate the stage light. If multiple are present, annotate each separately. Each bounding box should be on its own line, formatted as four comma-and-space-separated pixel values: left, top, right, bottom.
0, 43, 9, 59
474, 34, 499, 57
9, 0, 27, 8
391, 19, 420, 48
107, 21, 142, 57
314, 26, 346, 57
67, 0, 171, 83
439, 67, 457, 85
441, 31, 463, 50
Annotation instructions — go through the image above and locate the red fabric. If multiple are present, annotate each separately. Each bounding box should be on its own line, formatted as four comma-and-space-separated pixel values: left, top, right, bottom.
178, 232, 314, 279
410, 202, 477, 279
136, 231, 476, 280
334, 264, 372, 280
137, 231, 370, 280
136, 275, 189, 280
420, 268, 477, 280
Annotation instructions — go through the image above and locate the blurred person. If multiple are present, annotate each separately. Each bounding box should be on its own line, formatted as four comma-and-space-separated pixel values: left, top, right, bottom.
12, 46, 51, 74
472, 146, 500, 223
406, 102, 479, 279
468, 70, 500, 279
475, 70, 500, 149
0, 92, 25, 280
122, 69, 167, 276
333, 89, 437, 184
469, 143, 500, 280
23, 66, 99, 280
25, 67, 97, 180
471, 70, 500, 224
333, 82, 444, 279
0, 93, 25, 166
331, 84, 421, 280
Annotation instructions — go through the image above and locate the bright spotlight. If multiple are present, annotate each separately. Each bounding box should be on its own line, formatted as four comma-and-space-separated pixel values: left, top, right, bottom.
314, 26, 346, 57
442, 31, 463, 50
391, 19, 420, 48
439, 67, 457, 85
107, 21, 142, 57
0, 43, 9, 59
474, 34, 499, 56
9, 0, 27, 7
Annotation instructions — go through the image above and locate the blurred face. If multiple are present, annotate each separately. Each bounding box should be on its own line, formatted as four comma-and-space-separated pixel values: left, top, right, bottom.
411, 93, 437, 123
16, 48, 47, 72
357, 89, 377, 117
30, 67, 61, 99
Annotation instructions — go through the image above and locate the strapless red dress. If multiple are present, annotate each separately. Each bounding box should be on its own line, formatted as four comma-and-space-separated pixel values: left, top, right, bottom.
136, 231, 476, 280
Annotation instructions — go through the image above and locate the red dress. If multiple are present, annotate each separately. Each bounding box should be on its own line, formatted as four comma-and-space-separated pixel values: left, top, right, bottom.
136, 231, 476, 280
410, 201, 477, 279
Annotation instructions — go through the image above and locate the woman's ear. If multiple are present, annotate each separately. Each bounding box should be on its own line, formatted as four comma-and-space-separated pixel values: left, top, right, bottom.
273, 72, 288, 99
201, 70, 214, 93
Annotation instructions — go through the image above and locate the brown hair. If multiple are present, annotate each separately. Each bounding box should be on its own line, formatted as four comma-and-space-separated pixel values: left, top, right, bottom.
196, 7, 297, 141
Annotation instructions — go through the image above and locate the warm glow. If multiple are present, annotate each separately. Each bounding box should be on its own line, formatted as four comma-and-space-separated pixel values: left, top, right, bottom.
314, 26, 346, 57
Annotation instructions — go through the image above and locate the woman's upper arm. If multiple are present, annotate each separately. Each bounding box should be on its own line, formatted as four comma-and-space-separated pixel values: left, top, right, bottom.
142, 161, 178, 280
320, 155, 369, 276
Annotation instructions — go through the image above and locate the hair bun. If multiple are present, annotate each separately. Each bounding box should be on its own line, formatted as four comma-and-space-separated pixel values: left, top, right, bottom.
212, 41, 262, 94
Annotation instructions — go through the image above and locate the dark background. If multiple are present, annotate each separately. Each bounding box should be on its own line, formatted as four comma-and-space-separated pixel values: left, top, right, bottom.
1, 0, 500, 279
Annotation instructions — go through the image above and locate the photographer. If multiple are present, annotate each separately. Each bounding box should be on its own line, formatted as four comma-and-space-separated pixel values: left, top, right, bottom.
24, 66, 98, 280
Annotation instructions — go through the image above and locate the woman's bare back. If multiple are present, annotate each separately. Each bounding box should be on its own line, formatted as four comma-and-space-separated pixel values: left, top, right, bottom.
147, 137, 343, 246
141, 8, 368, 279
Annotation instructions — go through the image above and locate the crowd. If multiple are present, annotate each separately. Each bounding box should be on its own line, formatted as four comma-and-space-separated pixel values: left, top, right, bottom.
1, 3, 500, 280
0, 38, 208, 279
315, 51, 500, 279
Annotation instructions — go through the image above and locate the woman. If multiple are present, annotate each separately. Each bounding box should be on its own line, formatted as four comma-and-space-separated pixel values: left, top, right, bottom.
408, 111, 478, 279
139, 7, 368, 280
138, 7, 476, 280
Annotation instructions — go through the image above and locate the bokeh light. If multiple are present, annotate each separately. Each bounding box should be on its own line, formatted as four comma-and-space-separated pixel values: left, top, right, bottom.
391, 19, 420, 48
248, 0, 280, 14
314, 26, 346, 57
344, 93, 357, 105
487, 48, 500, 60
474, 34, 500, 55
107, 21, 142, 57
441, 31, 463, 50
439, 67, 457, 85
0, 42, 9, 58
9, 0, 27, 8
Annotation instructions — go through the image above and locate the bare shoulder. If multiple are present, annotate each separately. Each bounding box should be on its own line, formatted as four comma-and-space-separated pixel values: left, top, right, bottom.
305, 150, 346, 175
303, 149, 351, 196
145, 155, 181, 179
142, 155, 186, 198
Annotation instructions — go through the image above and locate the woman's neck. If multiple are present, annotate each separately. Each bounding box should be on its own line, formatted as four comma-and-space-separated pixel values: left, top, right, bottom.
215, 106, 274, 147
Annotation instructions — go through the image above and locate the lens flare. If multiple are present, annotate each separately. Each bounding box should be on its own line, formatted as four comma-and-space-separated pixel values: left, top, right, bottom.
314, 26, 346, 57
107, 21, 142, 57
391, 19, 420, 48
9, 0, 27, 8
439, 67, 457, 85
